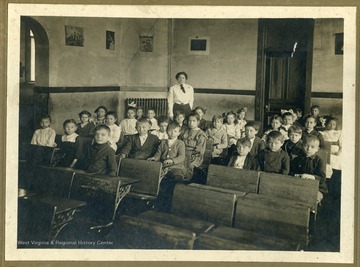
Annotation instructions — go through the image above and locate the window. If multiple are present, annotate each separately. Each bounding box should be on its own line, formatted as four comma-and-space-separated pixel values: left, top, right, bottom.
30, 29, 35, 82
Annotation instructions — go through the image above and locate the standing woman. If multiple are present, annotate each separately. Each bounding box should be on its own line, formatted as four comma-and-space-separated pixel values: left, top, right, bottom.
168, 72, 194, 119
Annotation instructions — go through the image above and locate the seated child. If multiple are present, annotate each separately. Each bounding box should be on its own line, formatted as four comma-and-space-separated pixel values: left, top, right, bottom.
258, 131, 290, 175
194, 106, 208, 132
105, 111, 121, 151
223, 111, 242, 147
181, 112, 207, 173
136, 106, 145, 120
57, 119, 82, 168
174, 110, 188, 139
151, 115, 171, 140
319, 116, 342, 171
310, 104, 324, 129
93, 106, 107, 126
76, 110, 95, 138
206, 115, 228, 158
236, 107, 247, 138
281, 111, 296, 139
120, 106, 138, 136
82, 125, 117, 176
244, 121, 265, 157
290, 135, 328, 202
294, 108, 304, 126
282, 125, 303, 161
147, 108, 159, 131
31, 115, 57, 147
148, 122, 187, 211
148, 122, 187, 181
119, 118, 159, 159
302, 115, 325, 149
228, 138, 259, 170
262, 115, 286, 142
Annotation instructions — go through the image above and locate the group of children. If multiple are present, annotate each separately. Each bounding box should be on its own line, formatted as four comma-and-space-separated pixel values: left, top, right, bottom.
30, 103, 341, 203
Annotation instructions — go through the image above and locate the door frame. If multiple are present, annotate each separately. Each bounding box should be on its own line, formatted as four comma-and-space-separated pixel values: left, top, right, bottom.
255, 19, 314, 129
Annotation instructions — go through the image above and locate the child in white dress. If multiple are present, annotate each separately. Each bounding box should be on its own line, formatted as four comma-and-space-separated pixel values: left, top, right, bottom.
320, 116, 342, 170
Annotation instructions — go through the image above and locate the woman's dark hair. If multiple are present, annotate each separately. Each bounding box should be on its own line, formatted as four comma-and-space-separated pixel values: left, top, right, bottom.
79, 110, 92, 117
94, 106, 108, 113
175, 72, 188, 80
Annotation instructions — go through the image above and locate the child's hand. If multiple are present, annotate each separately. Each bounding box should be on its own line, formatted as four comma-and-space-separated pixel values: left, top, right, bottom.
163, 159, 174, 165
148, 157, 155, 161
119, 154, 127, 159
333, 151, 341, 156
301, 174, 316, 180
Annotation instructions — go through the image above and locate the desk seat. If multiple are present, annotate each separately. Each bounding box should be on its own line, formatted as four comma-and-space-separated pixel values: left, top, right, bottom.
138, 210, 214, 236
198, 226, 300, 250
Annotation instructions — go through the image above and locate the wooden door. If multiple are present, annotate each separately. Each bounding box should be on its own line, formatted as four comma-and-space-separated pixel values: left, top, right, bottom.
264, 51, 307, 126
255, 19, 314, 130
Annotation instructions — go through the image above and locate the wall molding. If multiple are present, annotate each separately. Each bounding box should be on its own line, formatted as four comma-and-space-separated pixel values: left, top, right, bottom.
194, 88, 256, 95
311, 92, 343, 98
34, 86, 256, 96
34, 86, 121, 94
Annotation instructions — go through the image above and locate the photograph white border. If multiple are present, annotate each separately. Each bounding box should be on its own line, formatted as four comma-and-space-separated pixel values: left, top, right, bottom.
5, 4, 356, 263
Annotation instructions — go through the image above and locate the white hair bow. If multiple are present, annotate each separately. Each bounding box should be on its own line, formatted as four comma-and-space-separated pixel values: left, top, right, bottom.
280, 109, 295, 115
128, 101, 137, 108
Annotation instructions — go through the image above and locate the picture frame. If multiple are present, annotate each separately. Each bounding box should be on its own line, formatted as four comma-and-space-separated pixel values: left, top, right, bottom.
188, 36, 210, 55
65, 25, 84, 47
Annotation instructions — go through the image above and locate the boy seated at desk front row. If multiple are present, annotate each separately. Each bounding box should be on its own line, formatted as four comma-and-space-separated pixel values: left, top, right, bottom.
290, 135, 328, 203
119, 118, 159, 160
257, 131, 290, 175
148, 122, 188, 181
82, 124, 117, 176
228, 138, 259, 170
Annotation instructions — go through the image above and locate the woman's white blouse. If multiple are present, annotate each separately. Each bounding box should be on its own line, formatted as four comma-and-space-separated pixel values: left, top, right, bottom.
168, 83, 194, 117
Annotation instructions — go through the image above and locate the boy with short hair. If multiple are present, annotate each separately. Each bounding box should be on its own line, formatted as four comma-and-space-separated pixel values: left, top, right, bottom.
258, 131, 290, 175
148, 122, 187, 211
244, 121, 265, 158
228, 138, 259, 170
148, 122, 187, 181
290, 135, 328, 202
302, 115, 325, 149
119, 118, 159, 159
174, 110, 188, 139
83, 125, 117, 176
147, 108, 159, 131
151, 115, 171, 140
283, 125, 303, 161
310, 105, 323, 129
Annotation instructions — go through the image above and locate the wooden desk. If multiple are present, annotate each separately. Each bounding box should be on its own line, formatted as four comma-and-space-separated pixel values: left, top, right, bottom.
18, 193, 86, 242
69, 173, 138, 229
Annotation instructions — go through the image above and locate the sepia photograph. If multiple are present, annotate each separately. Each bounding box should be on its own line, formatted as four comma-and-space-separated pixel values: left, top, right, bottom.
4, 4, 356, 264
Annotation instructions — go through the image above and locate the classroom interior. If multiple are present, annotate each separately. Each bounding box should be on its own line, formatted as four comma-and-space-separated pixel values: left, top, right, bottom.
17, 16, 343, 251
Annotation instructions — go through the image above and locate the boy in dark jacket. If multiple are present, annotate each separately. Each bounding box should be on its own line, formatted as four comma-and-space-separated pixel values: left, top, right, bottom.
228, 138, 259, 170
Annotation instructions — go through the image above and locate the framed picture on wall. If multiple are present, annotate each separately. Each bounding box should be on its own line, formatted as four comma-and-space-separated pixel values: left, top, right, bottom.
140, 36, 153, 52
188, 36, 210, 55
106, 30, 115, 50
65, 25, 84, 47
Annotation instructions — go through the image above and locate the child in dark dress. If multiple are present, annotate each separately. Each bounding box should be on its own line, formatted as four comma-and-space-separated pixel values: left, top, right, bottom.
302, 115, 325, 149
57, 119, 82, 168
76, 110, 95, 138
